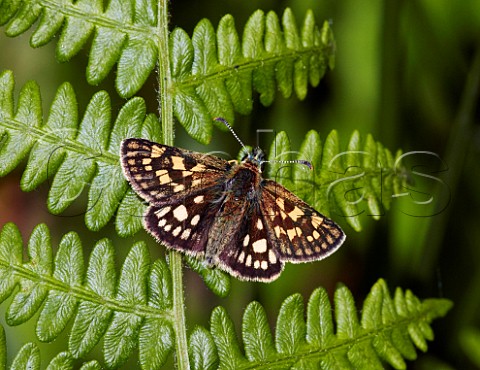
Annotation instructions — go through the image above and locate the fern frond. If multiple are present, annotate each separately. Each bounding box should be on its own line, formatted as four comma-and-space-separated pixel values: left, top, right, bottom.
0, 70, 161, 233
0, 222, 174, 369
0, 325, 102, 370
208, 279, 452, 369
0, 70, 405, 235
184, 255, 231, 298
268, 129, 406, 231
171, 8, 335, 143
189, 326, 219, 370
1, 3, 334, 144
1, 0, 158, 98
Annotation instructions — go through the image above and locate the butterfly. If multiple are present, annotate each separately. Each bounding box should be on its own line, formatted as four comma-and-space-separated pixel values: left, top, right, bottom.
120, 118, 345, 282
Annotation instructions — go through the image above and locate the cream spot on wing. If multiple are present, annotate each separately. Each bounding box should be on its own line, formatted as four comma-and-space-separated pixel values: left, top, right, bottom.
164, 224, 172, 232
191, 214, 200, 226
243, 235, 250, 247
279, 208, 289, 220
288, 206, 304, 221
173, 205, 188, 222
156, 170, 172, 184
151, 145, 166, 158
129, 142, 140, 150
268, 250, 277, 264
256, 219, 263, 230
252, 239, 267, 254
238, 251, 245, 263
172, 226, 182, 237
158, 219, 167, 227
156, 169, 168, 177
156, 207, 171, 218
261, 261, 268, 270
194, 195, 204, 204
295, 227, 303, 236
276, 198, 285, 210
313, 230, 321, 240
287, 228, 297, 241
191, 178, 203, 187
171, 156, 186, 170
295, 248, 303, 256
274, 226, 284, 238
254, 260, 260, 269
307, 235, 314, 242
245, 255, 252, 267
311, 215, 323, 228
172, 183, 185, 192
128, 159, 135, 165
181, 228, 191, 240
331, 228, 341, 238
191, 163, 206, 171
142, 158, 152, 165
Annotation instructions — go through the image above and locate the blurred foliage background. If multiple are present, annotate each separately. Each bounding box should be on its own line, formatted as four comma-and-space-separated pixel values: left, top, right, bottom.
1, 0, 480, 368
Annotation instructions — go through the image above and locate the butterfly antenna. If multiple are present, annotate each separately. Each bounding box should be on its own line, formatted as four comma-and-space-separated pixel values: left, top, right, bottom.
214, 117, 246, 150
262, 158, 313, 170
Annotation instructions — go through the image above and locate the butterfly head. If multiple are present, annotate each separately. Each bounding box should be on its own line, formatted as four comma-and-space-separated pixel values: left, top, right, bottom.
214, 117, 313, 172
241, 147, 267, 172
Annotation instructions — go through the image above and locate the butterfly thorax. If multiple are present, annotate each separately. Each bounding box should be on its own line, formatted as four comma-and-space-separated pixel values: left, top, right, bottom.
205, 155, 264, 265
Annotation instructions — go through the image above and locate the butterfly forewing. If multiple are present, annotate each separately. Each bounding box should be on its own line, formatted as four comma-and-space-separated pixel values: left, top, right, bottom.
261, 180, 345, 262
120, 138, 228, 204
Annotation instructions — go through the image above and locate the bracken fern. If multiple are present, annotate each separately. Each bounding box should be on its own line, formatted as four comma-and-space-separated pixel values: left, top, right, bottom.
0, 0, 452, 368
0, 223, 452, 369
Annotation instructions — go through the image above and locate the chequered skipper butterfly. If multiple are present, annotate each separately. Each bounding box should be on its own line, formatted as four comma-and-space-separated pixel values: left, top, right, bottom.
120, 118, 345, 282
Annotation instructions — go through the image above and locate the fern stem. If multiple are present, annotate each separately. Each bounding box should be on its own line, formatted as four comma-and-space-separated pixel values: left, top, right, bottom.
157, 0, 190, 368
158, 1, 174, 145
170, 252, 190, 368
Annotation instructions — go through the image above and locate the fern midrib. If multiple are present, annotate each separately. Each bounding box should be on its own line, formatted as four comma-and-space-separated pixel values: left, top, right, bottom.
1, 117, 119, 165
0, 261, 173, 321
39, 0, 157, 37
175, 45, 332, 89
238, 313, 431, 369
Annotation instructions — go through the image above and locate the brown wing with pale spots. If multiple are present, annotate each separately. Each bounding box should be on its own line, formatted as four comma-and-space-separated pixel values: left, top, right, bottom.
261, 180, 346, 262
120, 138, 230, 204
144, 188, 223, 255
217, 208, 284, 282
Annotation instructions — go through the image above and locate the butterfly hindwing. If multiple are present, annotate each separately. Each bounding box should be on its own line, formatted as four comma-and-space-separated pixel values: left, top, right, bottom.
217, 208, 284, 282
144, 187, 223, 256
261, 180, 345, 262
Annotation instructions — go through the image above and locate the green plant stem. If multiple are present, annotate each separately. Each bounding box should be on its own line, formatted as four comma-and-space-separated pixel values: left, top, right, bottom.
157, 0, 190, 369
158, 0, 174, 145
